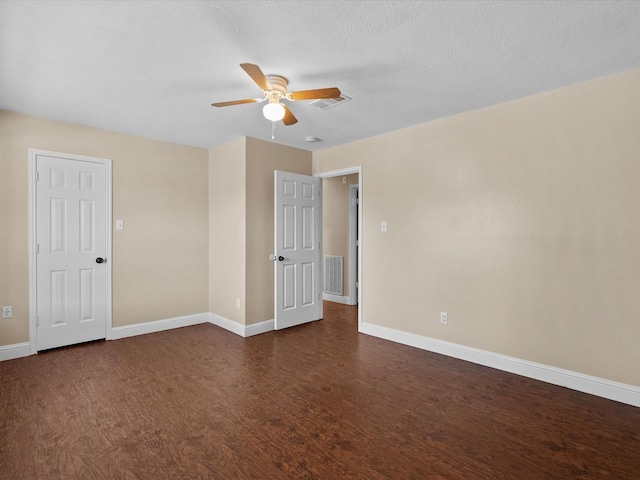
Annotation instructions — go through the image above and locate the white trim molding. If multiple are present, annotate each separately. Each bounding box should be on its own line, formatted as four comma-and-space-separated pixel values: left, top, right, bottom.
323, 293, 353, 305
3, 311, 275, 362
348, 183, 359, 307
209, 313, 274, 338
111, 313, 209, 340
209, 313, 245, 337
245, 319, 275, 337
0, 342, 32, 362
360, 322, 640, 408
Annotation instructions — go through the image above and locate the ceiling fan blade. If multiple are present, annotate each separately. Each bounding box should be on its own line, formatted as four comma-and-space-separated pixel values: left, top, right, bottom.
282, 105, 298, 126
240, 63, 272, 91
289, 87, 341, 101
211, 98, 258, 107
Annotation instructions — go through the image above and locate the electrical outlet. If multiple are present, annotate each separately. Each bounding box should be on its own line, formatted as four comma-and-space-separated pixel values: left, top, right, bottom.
440, 312, 448, 324
2, 306, 12, 319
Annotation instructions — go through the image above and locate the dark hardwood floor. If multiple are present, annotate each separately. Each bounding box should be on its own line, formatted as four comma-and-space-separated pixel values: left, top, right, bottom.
1, 301, 639, 479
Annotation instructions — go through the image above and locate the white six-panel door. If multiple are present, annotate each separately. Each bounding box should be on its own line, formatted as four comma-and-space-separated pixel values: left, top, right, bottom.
274, 171, 322, 330
34, 153, 109, 350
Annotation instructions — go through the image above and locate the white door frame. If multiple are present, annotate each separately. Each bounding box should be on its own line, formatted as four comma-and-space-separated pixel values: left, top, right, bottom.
315, 166, 362, 331
28, 149, 113, 354
348, 184, 359, 306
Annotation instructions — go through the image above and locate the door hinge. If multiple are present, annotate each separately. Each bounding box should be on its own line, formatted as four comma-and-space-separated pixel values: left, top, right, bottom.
36, 171, 40, 182
35, 315, 39, 327
36, 243, 40, 254
356, 240, 359, 247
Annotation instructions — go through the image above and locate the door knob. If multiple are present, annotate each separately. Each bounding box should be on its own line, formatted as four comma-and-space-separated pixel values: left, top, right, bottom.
96, 257, 106, 264
278, 256, 284, 261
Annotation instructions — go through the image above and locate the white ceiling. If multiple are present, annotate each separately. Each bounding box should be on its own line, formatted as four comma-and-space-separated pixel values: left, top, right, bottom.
1, 1, 639, 152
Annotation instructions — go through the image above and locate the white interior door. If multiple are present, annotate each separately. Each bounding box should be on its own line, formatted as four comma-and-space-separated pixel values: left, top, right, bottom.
274, 171, 322, 330
35, 153, 109, 350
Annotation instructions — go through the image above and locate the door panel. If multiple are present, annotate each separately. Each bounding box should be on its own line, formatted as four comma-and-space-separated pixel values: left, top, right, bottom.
302, 262, 314, 305
79, 200, 95, 252
36, 154, 108, 350
50, 270, 67, 326
302, 206, 314, 249
274, 171, 322, 330
79, 268, 95, 321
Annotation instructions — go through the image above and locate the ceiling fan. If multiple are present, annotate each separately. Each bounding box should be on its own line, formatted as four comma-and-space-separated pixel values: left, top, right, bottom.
211, 63, 341, 125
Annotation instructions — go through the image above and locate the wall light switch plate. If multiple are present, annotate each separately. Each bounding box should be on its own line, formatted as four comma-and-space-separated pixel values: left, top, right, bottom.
116, 220, 124, 231
381, 221, 388, 232
2, 306, 12, 319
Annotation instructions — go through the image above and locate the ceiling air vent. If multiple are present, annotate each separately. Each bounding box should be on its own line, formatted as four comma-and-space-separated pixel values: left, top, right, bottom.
309, 95, 351, 110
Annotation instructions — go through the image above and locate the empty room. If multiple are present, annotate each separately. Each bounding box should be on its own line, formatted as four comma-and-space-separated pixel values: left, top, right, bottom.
1, 1, 640, 478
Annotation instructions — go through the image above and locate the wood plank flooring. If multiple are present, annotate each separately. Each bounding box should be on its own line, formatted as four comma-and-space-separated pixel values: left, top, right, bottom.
1, 302, 639, 479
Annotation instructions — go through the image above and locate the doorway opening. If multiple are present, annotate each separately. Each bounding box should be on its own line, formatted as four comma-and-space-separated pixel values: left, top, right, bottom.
316, 166, 362, 331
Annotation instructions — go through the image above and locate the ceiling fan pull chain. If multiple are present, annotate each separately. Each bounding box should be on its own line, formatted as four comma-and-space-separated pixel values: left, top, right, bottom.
272, 121, 276, 140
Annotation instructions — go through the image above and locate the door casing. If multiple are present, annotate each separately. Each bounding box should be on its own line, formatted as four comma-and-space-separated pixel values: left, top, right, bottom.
28, 149, 113, 354
349, 183, 359, 306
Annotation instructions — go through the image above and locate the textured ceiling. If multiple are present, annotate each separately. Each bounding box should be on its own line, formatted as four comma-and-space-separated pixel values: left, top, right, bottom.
1, 1, 639, 152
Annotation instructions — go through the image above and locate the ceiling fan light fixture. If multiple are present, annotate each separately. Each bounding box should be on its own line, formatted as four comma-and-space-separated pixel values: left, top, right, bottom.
263, 102, 285, 122
212, 63, 339, 127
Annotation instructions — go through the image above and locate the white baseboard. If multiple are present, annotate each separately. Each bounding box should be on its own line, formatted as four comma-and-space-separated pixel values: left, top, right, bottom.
209, 313, 274, 338
110, 312, 209, 340
0, 342, 31, 362
360, 322, 640, 408
245, 319, 274, 337
323, 293, 354, 305
209, 313, 245, 337
7, 314, 637, 407
2, 312, 273, 361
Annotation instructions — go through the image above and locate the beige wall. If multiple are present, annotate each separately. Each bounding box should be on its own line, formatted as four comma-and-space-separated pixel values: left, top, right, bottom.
0, 110, 209, 345
313, 68, 640, 387
208, 138, 246, 323
323, 173, 359, 299
245, 137, 312, 324
208, 137, 311, 326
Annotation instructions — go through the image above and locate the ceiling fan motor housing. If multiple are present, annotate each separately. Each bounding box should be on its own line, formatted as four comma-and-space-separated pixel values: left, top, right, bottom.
265, 75, 289, 101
